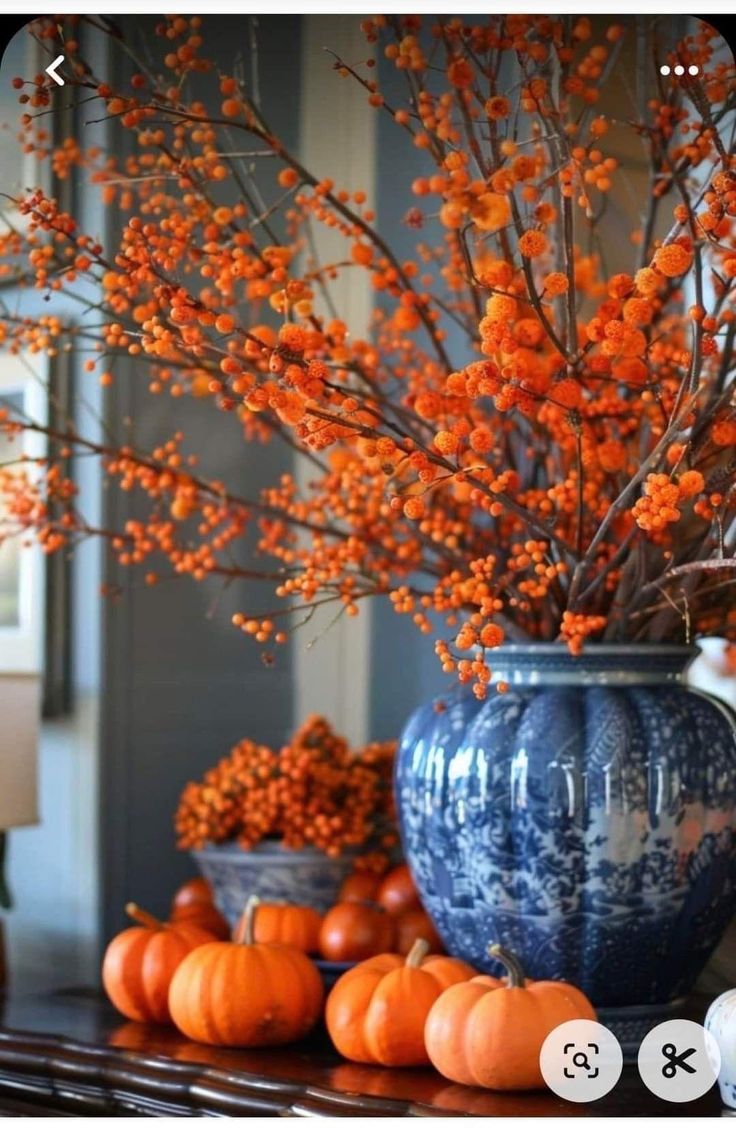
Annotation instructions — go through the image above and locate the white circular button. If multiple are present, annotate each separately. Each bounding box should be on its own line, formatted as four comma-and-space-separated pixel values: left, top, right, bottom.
540, 1019, 623, 1103
638, 1019, 721, 1103
660, 64, 671, 76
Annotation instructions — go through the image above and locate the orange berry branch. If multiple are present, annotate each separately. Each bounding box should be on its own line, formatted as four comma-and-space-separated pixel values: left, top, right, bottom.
1, 15, 735, 698
174, 714, 396, 857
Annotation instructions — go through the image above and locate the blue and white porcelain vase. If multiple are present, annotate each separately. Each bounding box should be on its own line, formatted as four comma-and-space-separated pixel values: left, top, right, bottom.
396, 644, 736, 1037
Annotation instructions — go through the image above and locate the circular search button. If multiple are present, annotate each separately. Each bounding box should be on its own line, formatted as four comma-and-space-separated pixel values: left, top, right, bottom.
540, 1018, 623, 1103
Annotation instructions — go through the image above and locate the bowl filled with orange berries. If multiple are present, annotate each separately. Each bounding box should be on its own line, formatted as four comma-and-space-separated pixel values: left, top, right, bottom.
174, 715, 399, 921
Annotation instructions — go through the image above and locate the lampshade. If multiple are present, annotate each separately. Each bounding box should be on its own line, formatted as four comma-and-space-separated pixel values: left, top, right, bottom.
0, 674, 39, 830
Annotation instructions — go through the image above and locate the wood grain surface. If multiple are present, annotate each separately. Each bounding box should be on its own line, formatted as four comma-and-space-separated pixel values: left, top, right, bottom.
0, 984, 725, 1117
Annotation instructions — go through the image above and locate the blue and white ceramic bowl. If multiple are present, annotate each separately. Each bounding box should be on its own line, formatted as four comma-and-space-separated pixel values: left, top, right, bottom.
193, 840, 360, 925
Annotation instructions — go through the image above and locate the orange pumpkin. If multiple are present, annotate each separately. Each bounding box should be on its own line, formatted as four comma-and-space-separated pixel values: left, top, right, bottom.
319, 901, 395, 962
102, 903, 214, 1025
168, 896, 323, 1047
376, 863, 420, 916
394, 908, 444, 955
252, 903, 322, 953
171, 876, 214, 910
424, 943, 597, 1090
169, 900, 231, 940
338, 870, 382, 903
326, 938, 475, 1066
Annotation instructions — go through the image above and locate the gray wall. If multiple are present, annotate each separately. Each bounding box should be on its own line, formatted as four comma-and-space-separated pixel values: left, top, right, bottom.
368, 44, 460, 741
99, 16, 300, 935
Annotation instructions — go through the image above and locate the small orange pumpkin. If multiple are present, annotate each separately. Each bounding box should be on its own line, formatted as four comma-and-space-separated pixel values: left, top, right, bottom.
338, 870, 382, 903
376, 863, 420, 916
171, 876, 214, 910
319, 901, 395, 962
169, 899, 231, 940
424, 943, 597, 1090
102, 903, 213, 1025
252, 903, 322, 953
326, 938, 476, 1066
168, 896, 323, 1047
394, 908, 444, 955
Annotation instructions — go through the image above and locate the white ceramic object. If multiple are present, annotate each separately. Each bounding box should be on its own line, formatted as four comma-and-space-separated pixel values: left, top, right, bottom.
705, 987, 736, 1108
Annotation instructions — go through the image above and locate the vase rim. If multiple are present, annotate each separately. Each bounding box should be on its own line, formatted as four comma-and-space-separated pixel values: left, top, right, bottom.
492, 642, 700, 656
486, 642, 701, 686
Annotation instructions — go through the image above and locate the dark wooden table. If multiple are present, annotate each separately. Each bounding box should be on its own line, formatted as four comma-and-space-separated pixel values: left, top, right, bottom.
0, 982, 726, 1117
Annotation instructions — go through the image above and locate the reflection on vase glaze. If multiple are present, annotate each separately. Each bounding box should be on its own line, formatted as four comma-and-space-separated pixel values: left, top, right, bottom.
507, 749, 677, 820
396, 646, 736, 1010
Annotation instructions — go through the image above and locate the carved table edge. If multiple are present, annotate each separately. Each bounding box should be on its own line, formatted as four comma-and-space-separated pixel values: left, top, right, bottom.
0, 1027, 458, 1117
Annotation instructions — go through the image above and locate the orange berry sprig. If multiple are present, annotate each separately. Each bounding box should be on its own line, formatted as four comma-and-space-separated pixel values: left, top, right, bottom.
1, 16, 736, 700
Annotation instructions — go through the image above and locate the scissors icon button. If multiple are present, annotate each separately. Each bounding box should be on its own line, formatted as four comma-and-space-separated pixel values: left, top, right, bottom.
661, 1043, 697, 1078
638, 1020, 721, 1102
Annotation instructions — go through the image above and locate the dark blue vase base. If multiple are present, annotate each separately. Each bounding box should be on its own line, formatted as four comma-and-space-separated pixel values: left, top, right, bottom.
597, 998, 688, 1062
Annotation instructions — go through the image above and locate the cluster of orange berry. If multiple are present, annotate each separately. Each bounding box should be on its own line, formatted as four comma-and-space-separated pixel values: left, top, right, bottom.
632, 470, 705, 534
560, 612, 609, 656
174, 715, 397, 858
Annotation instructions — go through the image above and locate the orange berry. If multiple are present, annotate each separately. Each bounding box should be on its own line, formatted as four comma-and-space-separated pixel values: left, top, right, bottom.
403, 496, 425, 520
278, 167, 299, 189
544, 272, 569, 296
653, 243, 693, 278
518, 230, 548, 258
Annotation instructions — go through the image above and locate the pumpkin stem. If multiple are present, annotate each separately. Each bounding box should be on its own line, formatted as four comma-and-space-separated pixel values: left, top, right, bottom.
126, 902, 163, 930
405, 938, 430, 968
488, 942, 526, 988
235, 895, 260, 945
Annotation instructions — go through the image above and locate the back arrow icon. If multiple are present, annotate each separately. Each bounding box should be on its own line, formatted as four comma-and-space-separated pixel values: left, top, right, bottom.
46, 55, 65, 87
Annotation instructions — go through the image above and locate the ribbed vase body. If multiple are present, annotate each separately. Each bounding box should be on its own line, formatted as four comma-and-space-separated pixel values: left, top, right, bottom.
396, 645, 736, 1007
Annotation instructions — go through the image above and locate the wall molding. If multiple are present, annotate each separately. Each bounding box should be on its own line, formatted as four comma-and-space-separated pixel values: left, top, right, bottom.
295, 16, 376, 746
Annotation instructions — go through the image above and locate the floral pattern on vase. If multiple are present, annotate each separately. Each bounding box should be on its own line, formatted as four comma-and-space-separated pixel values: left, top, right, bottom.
396, 645, 736, 1010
